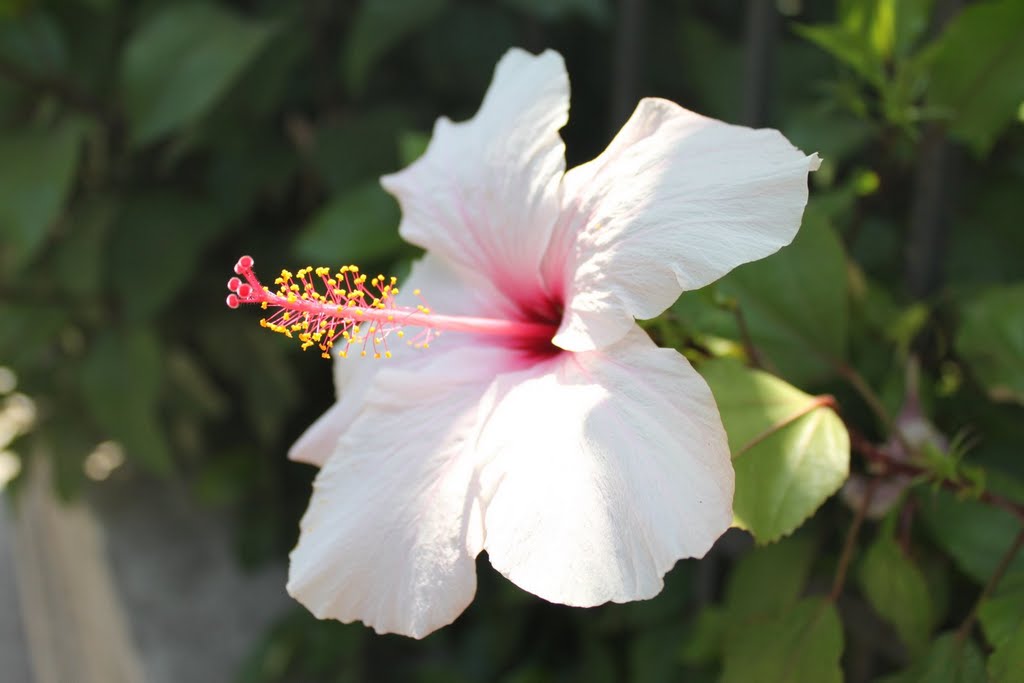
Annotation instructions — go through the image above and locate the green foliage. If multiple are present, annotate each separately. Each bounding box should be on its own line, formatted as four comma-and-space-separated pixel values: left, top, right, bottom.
857, 533, 934, 653
700, 360, 849, 543
956, 283, 1024, 405
879, 632, 987, 683
343, 0, 450, 95
121, 3, 277, 145
926, 0, 1024, 155
295, 182, 405, 266
721, 598, 843, 683
980, 572, 1024, 680
0, 118, 83, 271
79, 328, 172, 473
918, 489, 1024, 585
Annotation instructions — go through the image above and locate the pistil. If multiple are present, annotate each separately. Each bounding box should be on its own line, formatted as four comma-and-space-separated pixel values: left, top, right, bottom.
225, 256, 555, 359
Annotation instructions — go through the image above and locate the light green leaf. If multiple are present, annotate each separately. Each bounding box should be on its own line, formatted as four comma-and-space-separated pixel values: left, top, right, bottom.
717, 216, 848, 386
294, 182, 404, 266
721, 598, 843, 683
956, 283, 1024, 405
858, 534, 934, 654
725, 534, 817, 622
121, 3, 276, 145
343, 0, 449, 96
927, 0, 1024, 155
79, 329, 172, 474
700, 360, 850, 543
0, 119, 83, 272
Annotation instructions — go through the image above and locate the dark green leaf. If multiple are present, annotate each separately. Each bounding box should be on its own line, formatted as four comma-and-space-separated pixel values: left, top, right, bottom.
501, 0, 610, 25
721, 598, 843, 683
725, 534, 817, 622
980, 572, 1024, 651
121, 3, 276, 145
918, 488, 1024, 585
988, 623, 1024, 683
294, 182, 404, 266
79, 328, 172, 474
879, 633, 987, 683
858, 534, 934, 653
717, 216, 848, 386
343, 0, 449, 95
109, 193, 225, 320
956, 283, 1024, 405
700, 360, 850, 543
0, 119, 83, 272
0, 10, 66, 75
927, 0, 1024, 155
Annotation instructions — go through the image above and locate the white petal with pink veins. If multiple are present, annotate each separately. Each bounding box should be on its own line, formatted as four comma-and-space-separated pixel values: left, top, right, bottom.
287, 345, 509, 638
552, 98, 820, 352
477, 327, 733, 606
381, 48, 569, 309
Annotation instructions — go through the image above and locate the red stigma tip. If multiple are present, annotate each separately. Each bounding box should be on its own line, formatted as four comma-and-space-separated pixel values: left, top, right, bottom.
226, 293, 240, 309
238, 255, 254, 269
236, 283, 252, 298
227, 277, 242, 292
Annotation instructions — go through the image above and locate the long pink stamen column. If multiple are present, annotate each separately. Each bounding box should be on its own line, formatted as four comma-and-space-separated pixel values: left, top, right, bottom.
225, 255, 555, 359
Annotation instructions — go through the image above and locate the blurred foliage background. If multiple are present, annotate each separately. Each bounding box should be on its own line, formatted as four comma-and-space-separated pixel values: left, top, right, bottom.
1, 0, 1023, 681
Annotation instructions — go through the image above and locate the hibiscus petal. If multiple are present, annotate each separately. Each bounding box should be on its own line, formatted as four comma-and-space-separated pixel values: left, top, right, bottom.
288, 254, 491, 467
287, 345, 509, 638
551, 98, 821, 351
380, 48, 568, 307
478, 327, 733, 606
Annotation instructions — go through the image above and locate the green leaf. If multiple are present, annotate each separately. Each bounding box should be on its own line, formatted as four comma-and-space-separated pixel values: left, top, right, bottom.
0, 304, 67, 371
979, 572, 1024, 651
721, 598, 843, 683
857, 534, 934, 654
109, 193, 225, 320
0, 9, 66, 75
794, 22, 884, 87
0, 119, 83, 272
879, 633, 987, 683
53, 197, 117, 298
343, 0, 449, 95
79, 329, 172, 474
918, 489, 1024, 585
311, 110, 411, 193
121, 3, 276, 145
294, 182, 404, 266
988, 623, 1024, 683
501, 0, 610, 25
699, 360, 850, 543
724, 534, 818, 622
956, 283, 1024, 405
717, 216, 848, 386
678, 606, 727, 665
927, 0, 1024, 155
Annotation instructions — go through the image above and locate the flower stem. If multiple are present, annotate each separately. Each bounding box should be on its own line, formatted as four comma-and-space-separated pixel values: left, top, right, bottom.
830, 476, 878, 601
849, 429, 1024, 523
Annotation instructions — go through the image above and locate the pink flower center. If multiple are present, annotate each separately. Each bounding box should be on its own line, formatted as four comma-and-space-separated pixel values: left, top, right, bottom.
225, 256, 561, 360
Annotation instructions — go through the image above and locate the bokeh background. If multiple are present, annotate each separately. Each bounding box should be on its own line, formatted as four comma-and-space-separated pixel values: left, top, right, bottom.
1, 0, 1023, 681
